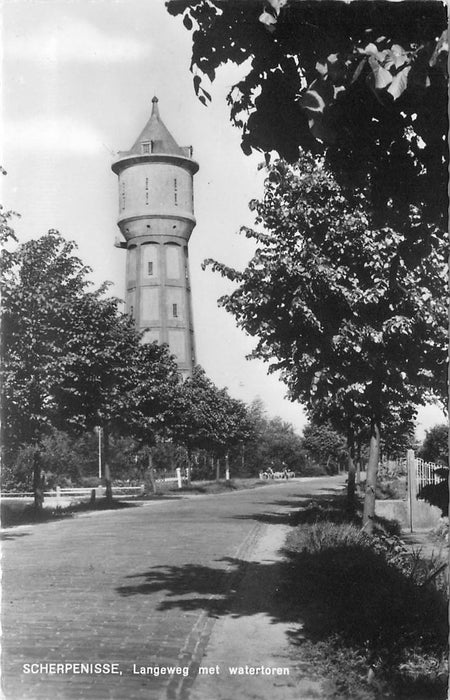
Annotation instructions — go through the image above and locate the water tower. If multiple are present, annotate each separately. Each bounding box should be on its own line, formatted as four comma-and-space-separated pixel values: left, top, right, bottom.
111, 97, 199, 377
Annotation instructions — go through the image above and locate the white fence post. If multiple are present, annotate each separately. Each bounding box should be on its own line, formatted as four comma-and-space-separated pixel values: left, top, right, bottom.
176, 468, 182, 489
56, 485, 61, 507
406, 449, 417, 533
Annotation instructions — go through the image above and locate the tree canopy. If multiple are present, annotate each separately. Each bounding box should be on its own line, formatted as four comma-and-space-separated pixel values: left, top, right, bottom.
302, 421, 347, 473
205, 155, 447, 425
243, 397, 304, 474
0, 230, 183, 457
418, 423, 449, 465
1, 230, 94, 449
167, 0, 448, 229
175, 365, 253, 456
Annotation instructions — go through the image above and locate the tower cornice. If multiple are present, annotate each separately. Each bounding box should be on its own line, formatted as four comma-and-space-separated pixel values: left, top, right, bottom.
111, 152, 199, 176
117, 212, 197, 235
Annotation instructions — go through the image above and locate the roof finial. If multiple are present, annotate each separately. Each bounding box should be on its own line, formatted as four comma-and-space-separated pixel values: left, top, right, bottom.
151, 96, 159, 118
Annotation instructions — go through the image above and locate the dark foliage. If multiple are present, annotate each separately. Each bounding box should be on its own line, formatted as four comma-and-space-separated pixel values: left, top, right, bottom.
419, 470, 449, 517
168, 0, 448, 232
419, 423, 449, 465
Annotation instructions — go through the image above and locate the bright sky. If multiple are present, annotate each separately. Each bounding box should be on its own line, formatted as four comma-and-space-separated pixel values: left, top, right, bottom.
2, 0, 445, 439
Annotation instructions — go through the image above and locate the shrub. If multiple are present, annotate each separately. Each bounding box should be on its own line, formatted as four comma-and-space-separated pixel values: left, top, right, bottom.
375, 476, 406, 500
301, 462, 328, 477
419, 471, 449, 517
283, 504, 448, 698
80, 476, 102, 488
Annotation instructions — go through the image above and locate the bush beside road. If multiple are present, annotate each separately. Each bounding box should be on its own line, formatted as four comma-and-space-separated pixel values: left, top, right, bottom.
278, 497, 448, 699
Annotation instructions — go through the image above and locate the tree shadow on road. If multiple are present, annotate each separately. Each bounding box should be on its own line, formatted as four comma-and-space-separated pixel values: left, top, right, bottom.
115, 493, 347, 613
115, 493, 349, 611
230, 493, 352, 527
116, 553, 302, 621
1, 497, 141, 528
0, 531, 31, 541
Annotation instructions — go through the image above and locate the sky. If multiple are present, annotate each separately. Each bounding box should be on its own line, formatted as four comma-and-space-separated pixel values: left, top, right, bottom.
2, 0, 445, 439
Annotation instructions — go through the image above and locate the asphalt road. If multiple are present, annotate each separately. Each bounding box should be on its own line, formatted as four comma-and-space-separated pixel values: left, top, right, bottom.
2, 476, 343, 699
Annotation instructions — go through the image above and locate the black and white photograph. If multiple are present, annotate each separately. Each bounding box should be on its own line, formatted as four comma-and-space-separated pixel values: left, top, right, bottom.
1, 1, 448, 698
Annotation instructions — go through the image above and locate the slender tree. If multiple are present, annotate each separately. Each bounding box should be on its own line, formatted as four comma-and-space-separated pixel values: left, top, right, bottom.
1, 231, 95, 506
243, 400, 304, 475
1, 230, 183, 505
175, 366, 253, 473
204, 155, 447, 531
302, 422, 347, 474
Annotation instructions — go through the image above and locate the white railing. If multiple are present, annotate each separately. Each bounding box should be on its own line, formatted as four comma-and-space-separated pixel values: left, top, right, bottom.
415, 458, 444, 491
2, 468, 188, 503
1, 486, 145, 502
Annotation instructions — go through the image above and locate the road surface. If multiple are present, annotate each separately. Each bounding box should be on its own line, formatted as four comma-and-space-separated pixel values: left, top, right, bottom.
2, 476, 344, 699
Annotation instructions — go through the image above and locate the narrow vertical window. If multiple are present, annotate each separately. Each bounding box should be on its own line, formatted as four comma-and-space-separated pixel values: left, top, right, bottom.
130, 305, 134, 316
145, 177, 149, 205
172, 303, 178, 318
121, 182, 126, 210
174, 178, 178, 205
148, 262, 153, 276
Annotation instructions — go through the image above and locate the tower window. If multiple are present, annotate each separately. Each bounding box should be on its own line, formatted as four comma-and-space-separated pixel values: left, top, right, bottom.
121, 182, 126, 210
142, 142, 150, 154
145, 178, 149, 205
130, 305, 134, 316
172, 303, 178, 318
148, 262, 153, 276
174, 178, 178, 205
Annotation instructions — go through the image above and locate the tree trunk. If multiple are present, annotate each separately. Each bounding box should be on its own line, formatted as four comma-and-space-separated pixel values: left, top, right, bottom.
346, 433, 356, 514
146, 449, 157, 494
186, 450, 192, 485
104, 426, 113, 504
447, 262, 450, 677
32, 447, 43, 512
356, 442, 362, 486
225, 452, 230, 481
362, 421, 381, 534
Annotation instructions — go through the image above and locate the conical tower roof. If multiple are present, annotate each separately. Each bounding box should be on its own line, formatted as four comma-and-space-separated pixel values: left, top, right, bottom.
127, 97, 184, 156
